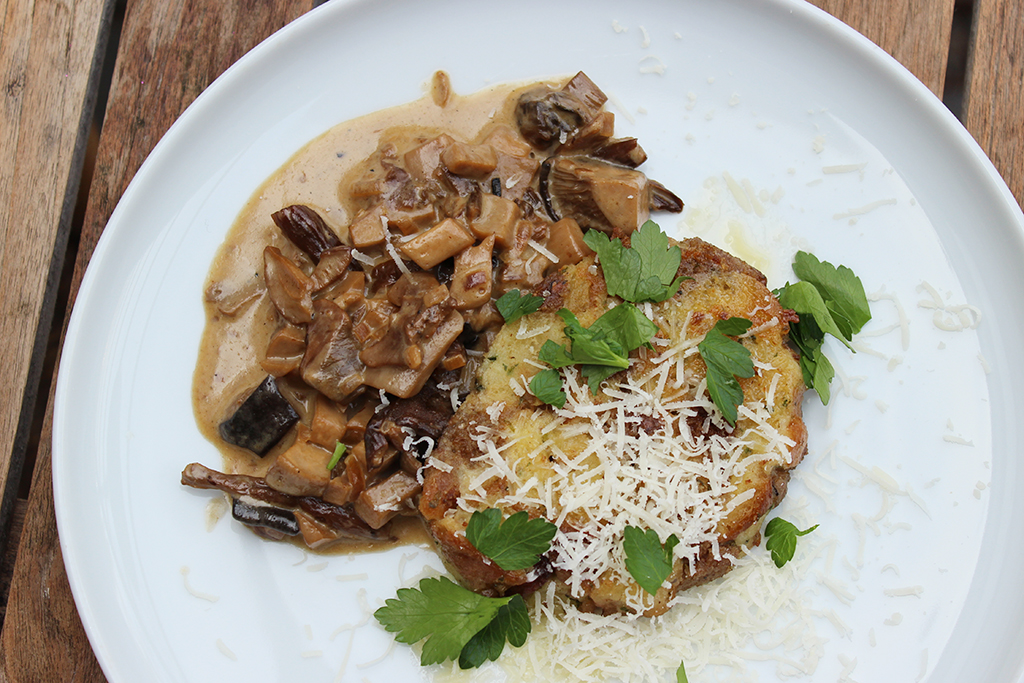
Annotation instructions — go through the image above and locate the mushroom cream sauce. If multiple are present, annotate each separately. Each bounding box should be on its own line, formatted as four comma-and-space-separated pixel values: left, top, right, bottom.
192, 74, 543, 549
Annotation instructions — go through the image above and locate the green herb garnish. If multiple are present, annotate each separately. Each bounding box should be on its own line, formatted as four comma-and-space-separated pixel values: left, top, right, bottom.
532, 304, 658, 403
374, 577, 530, 668
622, 525, 680, 596
774, 251, 871, 404
697, 317, 755, 426
458, 594, 531, 668
529, 368, 567, 408
763, 517, 818, 568
326, 442, 347, 471
466, 508, 557, 571
677, 660, 689, 683
583, 220, 686, 303
496, 289, 544, 324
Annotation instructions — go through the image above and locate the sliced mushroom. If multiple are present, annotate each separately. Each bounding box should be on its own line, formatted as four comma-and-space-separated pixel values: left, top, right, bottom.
264, 246, 314, 324
515, 72, 608, 150
649, 179, 685, 213
592, 138, 648, 168
181, 462, 299, 508
542, 156, 651, 233
300, 299, 366, 403
271, 205, 341, 263
218, 375, 299, 457
297, 495, 385, 543
310, 245, 353, 292
231, 498, 301, 537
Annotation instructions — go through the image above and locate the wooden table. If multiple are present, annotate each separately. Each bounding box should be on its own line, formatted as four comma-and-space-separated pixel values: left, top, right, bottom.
0, 0, 1019, 679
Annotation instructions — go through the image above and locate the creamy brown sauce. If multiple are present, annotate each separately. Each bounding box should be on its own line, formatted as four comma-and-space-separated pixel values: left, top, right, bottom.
192, 78, 534, 478
191, 77, 556, 554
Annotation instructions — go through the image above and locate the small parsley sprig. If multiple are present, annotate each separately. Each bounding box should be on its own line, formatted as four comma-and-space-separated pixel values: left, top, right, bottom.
496, 289, 544, 324
583, 220, 686, 303
466, 508, 557, 571
697, 317, 755, 426
622, 525, 680, 596
374, 577, 530, 669
775, 252, 871, 404
530, 304, 658, 404
677, 660, 689, 683
764, 517, 818, 568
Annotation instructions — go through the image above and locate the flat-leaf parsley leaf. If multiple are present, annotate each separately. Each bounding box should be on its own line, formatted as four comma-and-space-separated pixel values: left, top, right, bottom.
697, 317, 754, 426
583, 220, 686, 303
496, 289, 544, 324
764, 517, 818, 568
374, 576, 517, 666
774, 252, 871, 404
458, 594, 530, 669
623, 525, 680, 595
466, 508, 557, 571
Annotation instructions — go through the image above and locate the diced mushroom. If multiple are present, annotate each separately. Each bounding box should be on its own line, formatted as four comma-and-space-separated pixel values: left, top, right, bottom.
441, 142, 498, 179
545, 217, 593, 266
450, 235, 494, 310
310, 245, 353, 292
349, 204, 387, 248
559, 111, 615, 153
323, 441, 367, 505
271, 205, 341, 263
542, 156, 651, 233
343, 405, 376, 444
561, 71, 609, 120
218, 375, 299, 457
265, 437, 333, 497
309, 395, 347, 449
353, 470, 422, 529
264, 246, 314, 324
469, 194, 519, 248
399, 217, 475, 270
301, 299, 366, 403
404, 134, 455, 182
261, 323, 306, 377
441, 342, 468, 371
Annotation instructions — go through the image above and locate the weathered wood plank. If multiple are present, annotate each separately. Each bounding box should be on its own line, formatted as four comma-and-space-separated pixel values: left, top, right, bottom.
963, 0, 1024, 205
0, 0, 316, 679
810, 0, 956, 97
0, 0, 114, 555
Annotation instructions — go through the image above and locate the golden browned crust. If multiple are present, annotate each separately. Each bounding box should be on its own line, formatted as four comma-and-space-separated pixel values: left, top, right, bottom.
420, 237, 807, 615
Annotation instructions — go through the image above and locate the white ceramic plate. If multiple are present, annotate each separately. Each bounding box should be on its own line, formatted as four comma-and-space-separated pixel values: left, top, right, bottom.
53, 0, 1024, 681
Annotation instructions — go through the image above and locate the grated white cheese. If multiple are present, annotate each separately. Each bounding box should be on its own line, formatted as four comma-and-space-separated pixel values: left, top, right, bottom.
180, 566, 219, 603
